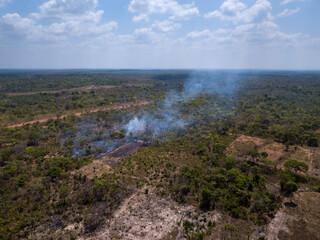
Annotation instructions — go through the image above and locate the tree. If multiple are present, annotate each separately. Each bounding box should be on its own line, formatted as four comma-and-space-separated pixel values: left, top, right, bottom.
284, 159, 309, 173
307, 136, 319, 147
200, 188, 213, 210
283, 181, 298, 196
247, 149, 260, 161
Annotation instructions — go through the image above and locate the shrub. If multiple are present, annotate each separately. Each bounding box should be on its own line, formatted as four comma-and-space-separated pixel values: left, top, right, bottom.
283, 181, 298, 196
284, 159, 309, 173
247, 149, 260, 159
200, 188, 213, 210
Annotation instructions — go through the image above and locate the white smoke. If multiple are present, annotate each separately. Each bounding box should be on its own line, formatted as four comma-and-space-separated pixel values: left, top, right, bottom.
125, 71, 240, 138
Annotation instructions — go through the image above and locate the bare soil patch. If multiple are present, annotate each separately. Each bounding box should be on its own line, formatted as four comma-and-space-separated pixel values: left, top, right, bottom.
253, 192, 320, 240
227, 135, 320, 177
74, 141, 144, 179
73, 160, 113, 179
91, 188, 219, 240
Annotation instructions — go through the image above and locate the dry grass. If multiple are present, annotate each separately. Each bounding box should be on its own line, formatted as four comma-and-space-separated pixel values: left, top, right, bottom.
227, 135, 320, 178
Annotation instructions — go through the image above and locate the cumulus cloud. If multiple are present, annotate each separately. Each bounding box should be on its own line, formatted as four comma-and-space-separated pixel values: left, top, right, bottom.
281, 0, 295, 4
32, 0, 98, 19
198, 0, 303, 46
278, 8, 300, 17
133, 27, 157, 44
128, 0, 199, 21
0, 13, 63, 42
281, 0, 305, 4
185, 20, 302, 47
0, 0, 117, 42
152, 20, 181, 32
204, 0, 272, 24
204, 0, 246, 19
132, 13, 149, 22
0, 0, 11, 7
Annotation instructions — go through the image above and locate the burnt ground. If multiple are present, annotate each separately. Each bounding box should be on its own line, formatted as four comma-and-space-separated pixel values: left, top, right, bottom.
74, 141, 144, 178
104, 141, 145, 166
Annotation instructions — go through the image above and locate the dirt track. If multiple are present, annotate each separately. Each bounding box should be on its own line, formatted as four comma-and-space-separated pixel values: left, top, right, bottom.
6, 101, 151, 128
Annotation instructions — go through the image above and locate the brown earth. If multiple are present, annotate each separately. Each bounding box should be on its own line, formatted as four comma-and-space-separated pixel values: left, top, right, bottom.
6, 101, 151, 128
227, 135, 320, 177
73, 141, 144, 179
72, 160, 113, 179
252, 192, 320, 240
86, 188, 221, 240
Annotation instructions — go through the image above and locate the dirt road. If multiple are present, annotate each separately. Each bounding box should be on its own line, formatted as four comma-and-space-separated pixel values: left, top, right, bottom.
6, 101, 151, 128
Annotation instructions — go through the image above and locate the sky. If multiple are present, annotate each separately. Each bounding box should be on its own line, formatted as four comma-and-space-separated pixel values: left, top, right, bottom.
0, 0, 319, 69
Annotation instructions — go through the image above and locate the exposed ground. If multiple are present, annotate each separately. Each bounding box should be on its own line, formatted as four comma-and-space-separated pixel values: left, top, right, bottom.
72, 160, 113, 179
227, 135, 320, 177
252, 191, 320, 240
85, 188, 221, 240
74, 141, 144, 179
6, 101, 151, 128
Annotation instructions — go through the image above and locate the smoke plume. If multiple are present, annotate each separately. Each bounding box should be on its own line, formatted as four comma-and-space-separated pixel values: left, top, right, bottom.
124, 71, 239, 138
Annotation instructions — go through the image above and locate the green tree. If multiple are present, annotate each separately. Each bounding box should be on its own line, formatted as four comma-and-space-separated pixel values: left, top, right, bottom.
284, 159, 309, 173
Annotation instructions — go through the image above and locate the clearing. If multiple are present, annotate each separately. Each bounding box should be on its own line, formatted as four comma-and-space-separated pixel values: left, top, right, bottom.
227, 135, 320, 177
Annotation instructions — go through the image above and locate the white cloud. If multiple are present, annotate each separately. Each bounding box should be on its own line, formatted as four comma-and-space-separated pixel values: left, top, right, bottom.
133, 27, 157, 44
281, 0, 305, 4
186, 30, 212, 39
204, 0, 272, 24
128, 0, 199, 21
0, 0, 117, 43
132, 13, 149, 22
281, 0, 295, 4
0, 13, 63, 42
32, 0, 98, 19
152, 20, 181, 32
0, 0, 11, 7
192, 0, 303, 47
204, 0, 246, 19
185, 20, 303, 47
278, 7, 300, 17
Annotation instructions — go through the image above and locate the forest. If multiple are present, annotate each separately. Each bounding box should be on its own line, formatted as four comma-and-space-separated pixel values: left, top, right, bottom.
0, 70, 320, 240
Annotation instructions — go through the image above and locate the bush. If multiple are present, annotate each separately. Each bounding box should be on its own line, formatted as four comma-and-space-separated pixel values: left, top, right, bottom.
247, 149, 260, 159
231, 206, 248, 219
283, 181, 298, 196
200, 188, 213, 210
284, 159, 309, 173
17, 174, 28, 187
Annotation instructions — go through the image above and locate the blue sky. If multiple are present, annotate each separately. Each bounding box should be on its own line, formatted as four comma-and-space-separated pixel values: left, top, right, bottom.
0, 0, 319, 69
